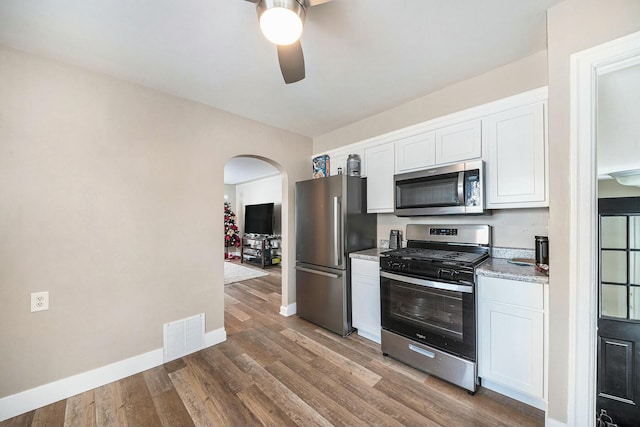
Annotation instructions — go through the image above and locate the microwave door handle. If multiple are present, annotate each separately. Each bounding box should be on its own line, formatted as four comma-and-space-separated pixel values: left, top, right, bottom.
457, 171, 465, 205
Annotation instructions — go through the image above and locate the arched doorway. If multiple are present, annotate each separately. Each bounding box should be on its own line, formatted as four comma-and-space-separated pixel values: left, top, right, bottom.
223, 155, 286, 313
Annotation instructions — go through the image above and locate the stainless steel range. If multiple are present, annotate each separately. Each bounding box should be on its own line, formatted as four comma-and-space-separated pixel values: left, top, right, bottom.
380, 224, 490, 393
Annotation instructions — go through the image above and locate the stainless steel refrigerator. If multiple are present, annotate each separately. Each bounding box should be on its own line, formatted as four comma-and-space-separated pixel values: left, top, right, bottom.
295, 175, 377, 336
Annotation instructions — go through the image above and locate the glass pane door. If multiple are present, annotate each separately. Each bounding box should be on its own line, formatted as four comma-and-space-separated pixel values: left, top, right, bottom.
600, 214, 640, 320
396, 173, 461, 208
388, 282, 464, 339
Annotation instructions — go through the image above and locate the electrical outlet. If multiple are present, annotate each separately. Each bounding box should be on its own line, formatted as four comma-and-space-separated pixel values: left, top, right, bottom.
31, 291, 49, 312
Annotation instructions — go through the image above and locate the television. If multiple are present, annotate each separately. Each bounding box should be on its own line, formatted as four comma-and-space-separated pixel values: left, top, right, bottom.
244, 203, 274, 235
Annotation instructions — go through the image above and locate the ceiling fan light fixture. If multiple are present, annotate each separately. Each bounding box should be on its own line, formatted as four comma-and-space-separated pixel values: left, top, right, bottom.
610, 169, 640, 187
257, 0, 306, 45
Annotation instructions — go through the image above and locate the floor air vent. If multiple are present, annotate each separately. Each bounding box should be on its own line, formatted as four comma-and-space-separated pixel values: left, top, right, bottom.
163, 313, 205, 362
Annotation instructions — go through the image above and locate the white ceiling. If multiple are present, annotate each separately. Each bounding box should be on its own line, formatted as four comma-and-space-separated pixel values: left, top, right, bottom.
0, 0, 563, 185
0, 0, 562, 139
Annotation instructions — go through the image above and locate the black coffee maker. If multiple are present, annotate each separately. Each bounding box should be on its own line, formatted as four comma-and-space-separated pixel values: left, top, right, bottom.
535, 236, 549, 265
389, 230, 402, 249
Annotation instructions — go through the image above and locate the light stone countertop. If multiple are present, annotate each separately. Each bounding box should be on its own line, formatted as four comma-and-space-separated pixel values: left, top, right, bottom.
349, 248, 389, 261
476, 258, 549, 284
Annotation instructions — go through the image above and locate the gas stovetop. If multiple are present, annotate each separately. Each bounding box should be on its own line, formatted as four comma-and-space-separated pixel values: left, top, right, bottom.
380, 224, 491, 285
381, 247, 488, 266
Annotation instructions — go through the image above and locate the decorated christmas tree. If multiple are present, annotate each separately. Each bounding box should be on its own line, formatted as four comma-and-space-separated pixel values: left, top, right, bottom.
224, 202, 241, 259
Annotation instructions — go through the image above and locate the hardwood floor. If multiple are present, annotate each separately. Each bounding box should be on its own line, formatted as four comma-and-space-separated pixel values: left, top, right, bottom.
2, 264, 544, 427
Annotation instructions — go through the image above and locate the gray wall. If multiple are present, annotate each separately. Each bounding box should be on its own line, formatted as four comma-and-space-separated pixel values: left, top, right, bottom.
547, 0, 640, 423
0, 46, 312, 398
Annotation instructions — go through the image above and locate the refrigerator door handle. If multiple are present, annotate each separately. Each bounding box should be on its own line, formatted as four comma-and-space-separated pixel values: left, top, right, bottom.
333, 196, 342, 266
295, 266, 341, 279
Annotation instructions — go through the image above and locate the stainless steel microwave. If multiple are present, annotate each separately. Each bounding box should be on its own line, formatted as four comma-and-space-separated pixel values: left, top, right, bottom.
394, 160, 487, 216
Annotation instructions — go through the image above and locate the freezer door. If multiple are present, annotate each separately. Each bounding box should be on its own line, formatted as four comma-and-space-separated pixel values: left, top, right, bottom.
296, 264, 351, 336
295, 176, 345, 269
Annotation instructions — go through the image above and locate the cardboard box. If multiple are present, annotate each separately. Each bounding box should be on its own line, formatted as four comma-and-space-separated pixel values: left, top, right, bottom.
312, 155, 330, 178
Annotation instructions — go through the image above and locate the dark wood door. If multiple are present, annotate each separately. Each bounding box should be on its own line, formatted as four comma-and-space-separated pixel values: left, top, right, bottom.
597, 197, 640, 427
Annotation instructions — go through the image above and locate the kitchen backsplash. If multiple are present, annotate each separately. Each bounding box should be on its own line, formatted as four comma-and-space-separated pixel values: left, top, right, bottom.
491, 247, 536, 259
376, 208, 548, 250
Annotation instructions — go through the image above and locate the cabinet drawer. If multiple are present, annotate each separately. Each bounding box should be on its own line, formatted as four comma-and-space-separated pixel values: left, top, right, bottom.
478, 276, 543, 310
351, 258, 380, 278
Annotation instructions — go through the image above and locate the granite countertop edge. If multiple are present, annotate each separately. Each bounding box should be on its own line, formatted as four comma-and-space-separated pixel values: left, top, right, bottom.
476, 258, 549, 284
349, 248, 389, 261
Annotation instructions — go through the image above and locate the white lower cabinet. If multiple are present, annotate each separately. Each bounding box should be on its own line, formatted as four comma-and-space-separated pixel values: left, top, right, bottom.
477, 275, 547, 410
351, 258, 381, 344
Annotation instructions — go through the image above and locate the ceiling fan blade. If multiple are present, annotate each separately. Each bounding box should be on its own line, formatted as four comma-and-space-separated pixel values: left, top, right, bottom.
277, 41, 305, 84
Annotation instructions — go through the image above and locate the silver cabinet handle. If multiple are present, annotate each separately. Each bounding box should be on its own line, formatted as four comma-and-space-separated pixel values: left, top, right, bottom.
409, 344, 435, 359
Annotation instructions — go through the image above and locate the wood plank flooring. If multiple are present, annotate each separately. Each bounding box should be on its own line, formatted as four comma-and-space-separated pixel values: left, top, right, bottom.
1, 263, 544, 426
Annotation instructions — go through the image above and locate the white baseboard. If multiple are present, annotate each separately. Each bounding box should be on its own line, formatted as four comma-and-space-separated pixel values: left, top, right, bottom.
280, 303, 297, 317
355, 329, 381, 344
0, 327, 226, 422
204, 327, 227, 347
545, 418, 568, 427
481, 378, 547, 411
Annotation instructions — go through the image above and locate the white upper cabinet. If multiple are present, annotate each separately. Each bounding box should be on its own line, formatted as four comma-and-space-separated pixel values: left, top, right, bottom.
395, 132, 436, 173
313, 88, 549, 211
435, 119, 482, 164
365, 142, 395, 213
485, 103, 547, 208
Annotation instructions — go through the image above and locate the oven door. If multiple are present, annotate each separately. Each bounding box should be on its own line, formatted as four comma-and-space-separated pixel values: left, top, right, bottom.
380, 271, 476, 361
394, 169, 465, 216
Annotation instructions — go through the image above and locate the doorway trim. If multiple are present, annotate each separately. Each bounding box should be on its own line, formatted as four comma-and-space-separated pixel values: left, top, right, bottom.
569, 30, 640, 426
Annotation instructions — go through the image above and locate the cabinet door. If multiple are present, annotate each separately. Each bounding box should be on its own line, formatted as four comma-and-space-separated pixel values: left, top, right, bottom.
478, 276, 545, 402
351, 259, 381, 344
435, 119, 482, 164
478, 299, 544, 399
485, 104, 546, 208
365, 142, 395, 213
395, 132, 436, 173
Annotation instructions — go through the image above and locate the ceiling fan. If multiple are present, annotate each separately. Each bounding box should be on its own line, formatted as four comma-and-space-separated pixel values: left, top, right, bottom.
244, 0, 333, 84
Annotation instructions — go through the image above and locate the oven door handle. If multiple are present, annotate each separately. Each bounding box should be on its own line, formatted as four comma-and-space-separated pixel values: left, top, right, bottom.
380, 271, 473, 294
408, 344, 435, 359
